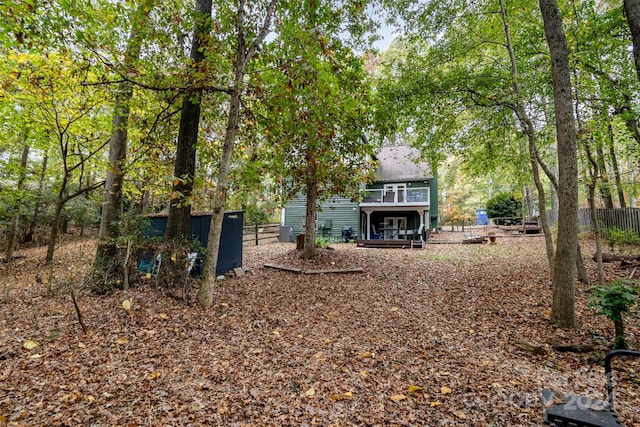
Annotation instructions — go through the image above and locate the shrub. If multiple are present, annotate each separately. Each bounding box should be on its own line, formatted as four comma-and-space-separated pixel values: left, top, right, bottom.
486, 193, 521, 224
589, 279, 639, 349
606, 226, 640, 253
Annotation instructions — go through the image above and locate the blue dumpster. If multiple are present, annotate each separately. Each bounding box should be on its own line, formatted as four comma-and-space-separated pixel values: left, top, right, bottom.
144, 211, 243, 276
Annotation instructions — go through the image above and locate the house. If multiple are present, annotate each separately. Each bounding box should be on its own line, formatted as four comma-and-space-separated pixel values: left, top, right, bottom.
282, 146, 438, 242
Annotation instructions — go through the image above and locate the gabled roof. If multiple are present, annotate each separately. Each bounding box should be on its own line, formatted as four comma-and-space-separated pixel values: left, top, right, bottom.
374, 146, 433, 182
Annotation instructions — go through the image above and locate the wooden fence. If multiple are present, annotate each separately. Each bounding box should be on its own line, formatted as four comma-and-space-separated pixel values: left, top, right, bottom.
578, 208, 640, 237
242, 223, 281, 245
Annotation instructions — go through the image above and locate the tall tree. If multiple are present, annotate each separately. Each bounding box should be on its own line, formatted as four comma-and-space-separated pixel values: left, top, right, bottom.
165, 0, 213, 241
261, 7, 375, 259
97, 0, 156, 266
539, 0, 579, 328
498, 0, 556, 275
4, 141, 29, 262
198, 0, 277, 308
624, 0, 640, 81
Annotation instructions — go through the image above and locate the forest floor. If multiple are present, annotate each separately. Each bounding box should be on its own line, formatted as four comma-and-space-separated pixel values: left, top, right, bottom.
1, 230, 639, 426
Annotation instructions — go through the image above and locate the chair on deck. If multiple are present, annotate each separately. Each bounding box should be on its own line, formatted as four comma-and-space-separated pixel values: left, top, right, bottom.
371, 225, 381, 240
383, 191, 395, 202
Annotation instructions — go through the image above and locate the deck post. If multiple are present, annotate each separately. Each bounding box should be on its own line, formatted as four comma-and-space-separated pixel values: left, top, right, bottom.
365, 210, 371, 239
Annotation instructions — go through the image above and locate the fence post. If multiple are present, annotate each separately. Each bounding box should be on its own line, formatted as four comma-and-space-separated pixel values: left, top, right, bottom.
255, 224, 259, 246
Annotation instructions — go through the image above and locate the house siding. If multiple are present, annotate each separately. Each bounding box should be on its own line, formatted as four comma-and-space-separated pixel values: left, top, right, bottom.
284, 194, 360, 239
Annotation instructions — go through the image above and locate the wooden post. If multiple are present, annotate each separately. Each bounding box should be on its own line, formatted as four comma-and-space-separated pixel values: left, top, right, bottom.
255, 223, 259, 246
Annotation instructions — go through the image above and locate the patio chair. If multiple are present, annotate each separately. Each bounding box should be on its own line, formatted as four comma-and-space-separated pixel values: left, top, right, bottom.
371, 225, 381, 240
383, 191, 395, 202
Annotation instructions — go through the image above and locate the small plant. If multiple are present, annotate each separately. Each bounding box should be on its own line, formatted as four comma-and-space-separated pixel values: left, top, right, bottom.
315, 236, 329, 248
589, 279, 639, 349
606, 226, 640, 253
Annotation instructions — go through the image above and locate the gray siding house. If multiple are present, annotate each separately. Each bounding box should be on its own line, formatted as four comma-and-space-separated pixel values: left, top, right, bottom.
282, 146, 438, 241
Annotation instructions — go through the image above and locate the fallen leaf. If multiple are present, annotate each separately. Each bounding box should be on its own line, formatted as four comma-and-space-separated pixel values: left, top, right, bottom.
305, 388, 316, 397
390, 306, 399, 312
116, 337, 128, 345
452, 409, 467, 419
158, 313, 168, 319
23, 340, 37, 350
122, 299, 132, 311
441, 386, 452, 395
430, 401, 442, 407
408, 385, 425, 394
390, 394, 407, 402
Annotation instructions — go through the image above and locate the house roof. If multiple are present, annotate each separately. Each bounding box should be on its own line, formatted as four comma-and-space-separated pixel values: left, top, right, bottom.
374, 146, 432, 182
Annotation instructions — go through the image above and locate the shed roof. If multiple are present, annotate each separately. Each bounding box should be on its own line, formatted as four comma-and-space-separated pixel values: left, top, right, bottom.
374, 146, 433, 182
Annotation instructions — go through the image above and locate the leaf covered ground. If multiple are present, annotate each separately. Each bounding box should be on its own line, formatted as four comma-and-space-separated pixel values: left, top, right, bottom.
1, 231, 639, 426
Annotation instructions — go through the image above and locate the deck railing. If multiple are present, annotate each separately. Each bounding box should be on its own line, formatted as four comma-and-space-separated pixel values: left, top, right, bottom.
360, 187, 430, 205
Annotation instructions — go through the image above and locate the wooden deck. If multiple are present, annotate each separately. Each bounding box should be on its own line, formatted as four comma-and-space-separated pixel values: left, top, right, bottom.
355, 239, 425, 249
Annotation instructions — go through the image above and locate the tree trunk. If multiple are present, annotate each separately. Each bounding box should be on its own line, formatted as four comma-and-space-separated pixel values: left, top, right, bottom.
6, 143, 29, 262
527, 128, 556, 276
524, 185, 534, 220
576, 243, 590, 286
624, 0, 640, 82
198, 0, 277, 309
98, 0, 154, 244
24, 152, 48, 243
596, 141, 613, 209
302, 152, 318, 260
499, 0, 555, 275
608, 121, 626, 208
613, 315, 627, 349
46, 199, 64, 265
165, 0, 212, 241
539, 0, 578, 328
199, 85, 241, 308
584, 135, 605, 285
588, 181, 605, 286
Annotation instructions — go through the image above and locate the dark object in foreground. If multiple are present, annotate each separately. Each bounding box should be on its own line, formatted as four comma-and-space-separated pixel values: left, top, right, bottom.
542, 350, 640, 426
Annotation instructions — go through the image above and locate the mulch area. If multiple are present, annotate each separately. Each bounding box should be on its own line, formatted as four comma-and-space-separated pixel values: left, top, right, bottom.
0, 231, 638, 426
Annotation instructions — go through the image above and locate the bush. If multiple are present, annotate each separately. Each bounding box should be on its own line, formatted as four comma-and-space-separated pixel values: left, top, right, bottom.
606, 226, 640, 253
486, 193, 521, 224
589, 279, 639, 349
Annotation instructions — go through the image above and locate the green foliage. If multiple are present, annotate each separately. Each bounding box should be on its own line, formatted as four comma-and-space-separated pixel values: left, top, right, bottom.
64, 197, 101, 230
589, 279, 639, 319
315, 236, 329, 249
486, 193, 522, 221
606, 226, 640, 253
589, 279, 639, 349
